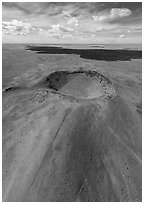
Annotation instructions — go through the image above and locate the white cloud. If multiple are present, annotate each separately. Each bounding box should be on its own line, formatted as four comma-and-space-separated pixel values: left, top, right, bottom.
110, 8, 131, 18
38, 28, 58, 38
119, 34, 125, 38
62, 11, 71, 17
90, 23, 119, 33
38, 24, 74, 38
93, 8, 131, 22
48, 24, 73, 33
95, 26, 106, 32
48, 24, 61, 34
67, 17, 79, 27
61, 34, 73, 39
60, 26, 74, 33
32, 27, 37, 31
2, 19, 32, 35
93, 16, 106, 21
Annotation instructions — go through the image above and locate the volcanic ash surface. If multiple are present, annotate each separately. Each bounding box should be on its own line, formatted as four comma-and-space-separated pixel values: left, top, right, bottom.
2, 70, 141, 202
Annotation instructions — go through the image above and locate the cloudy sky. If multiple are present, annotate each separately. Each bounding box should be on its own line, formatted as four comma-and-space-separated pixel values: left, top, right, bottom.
2, 2, 142, 44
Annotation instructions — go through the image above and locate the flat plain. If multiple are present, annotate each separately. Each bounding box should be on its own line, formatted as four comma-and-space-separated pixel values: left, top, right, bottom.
2, 44, 142, 201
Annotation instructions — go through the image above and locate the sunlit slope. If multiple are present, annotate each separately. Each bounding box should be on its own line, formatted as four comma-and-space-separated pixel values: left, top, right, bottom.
3, 85, 141, 201
25, 97, 141, 202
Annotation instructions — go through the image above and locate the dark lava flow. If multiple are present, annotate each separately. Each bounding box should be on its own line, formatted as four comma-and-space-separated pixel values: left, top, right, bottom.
26, 46, 142, 61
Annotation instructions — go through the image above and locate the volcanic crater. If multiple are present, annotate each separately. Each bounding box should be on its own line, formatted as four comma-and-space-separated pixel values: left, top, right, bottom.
2, 53, 141, 202
37, 70, 115, 100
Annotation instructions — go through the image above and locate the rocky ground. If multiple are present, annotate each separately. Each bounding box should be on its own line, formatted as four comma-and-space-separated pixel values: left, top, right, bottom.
2, 44, 142, 201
